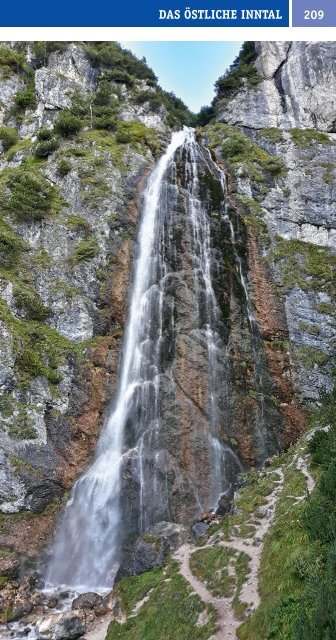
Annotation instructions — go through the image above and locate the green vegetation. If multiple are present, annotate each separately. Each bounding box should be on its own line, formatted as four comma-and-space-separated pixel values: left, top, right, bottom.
238, 391, 336, 640
190, 546, 236, 596
271, 238, 336, 299
1, 168, 59, 222
294, 345, 330, 369
107, 561, 216, 640
115, 121, 161, 155
54, 110, 83, 137
315, 301, 334, 315
0, 296, 79, 387
66, 214, 91, 234
215, 42, 261, 102
56, 159, 72, 177
195, 42, 261, 125
13, 282, 50, 321
237, 458, 307, 640
84, 42, 194, 128
31, 41, 68, 67
290, 129, 331, 148
14, 86, 36, 113
84, 42, 157, 84
0, 126, 19, 151
207, 123, 287, 187
0, 44, 36, 119
0, 44, 28, 76
0, 222, 27, 269
259, 128, 284, 144
34, 138, 59, 158
72, 236, 98, 263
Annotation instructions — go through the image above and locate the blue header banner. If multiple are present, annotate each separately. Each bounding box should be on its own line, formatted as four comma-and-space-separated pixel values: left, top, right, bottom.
0, 0, 289, 27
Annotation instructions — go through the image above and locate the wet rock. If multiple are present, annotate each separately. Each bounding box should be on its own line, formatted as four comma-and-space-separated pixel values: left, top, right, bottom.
192, 522, 209, 539
93, 593, 119, 618
71, 592, 102, 611
46, 596, 59, 609
115, 521, 188, 581
9, 599, 34, 621
0, 556, 20, 579
216, 484, 234, 516
36, 611, 85, 640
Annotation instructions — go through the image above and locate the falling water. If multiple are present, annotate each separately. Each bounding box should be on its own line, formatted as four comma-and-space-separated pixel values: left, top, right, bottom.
46, 128, 243, 592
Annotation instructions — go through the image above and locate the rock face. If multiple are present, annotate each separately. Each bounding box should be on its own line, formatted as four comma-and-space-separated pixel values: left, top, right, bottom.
218, 42, 336, 131
0, 42, 169, 560
212, 41, 335, 402
116, 521, 188, 580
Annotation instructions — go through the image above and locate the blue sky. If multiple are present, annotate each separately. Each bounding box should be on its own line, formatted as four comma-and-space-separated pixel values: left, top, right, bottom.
120, 42, 242, 112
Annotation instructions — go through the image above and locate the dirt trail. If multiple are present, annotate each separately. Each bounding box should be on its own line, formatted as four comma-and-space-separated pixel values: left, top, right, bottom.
174, 470, 284, 640
84, 615, 111, 640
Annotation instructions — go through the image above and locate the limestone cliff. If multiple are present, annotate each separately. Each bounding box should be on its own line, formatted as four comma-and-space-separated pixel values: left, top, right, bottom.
0, 41, 185, 558
207, 40, 335, 403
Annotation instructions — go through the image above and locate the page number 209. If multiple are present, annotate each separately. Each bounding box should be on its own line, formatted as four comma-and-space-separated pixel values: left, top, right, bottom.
304, 9, 324, 19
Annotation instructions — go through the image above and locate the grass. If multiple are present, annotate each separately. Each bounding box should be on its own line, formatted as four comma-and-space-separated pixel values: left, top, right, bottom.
259, 128, 284, 144
237, 458, 308, 640
190, 546, 236, 597
107, 561, 217, 640
290, 129, 331, 149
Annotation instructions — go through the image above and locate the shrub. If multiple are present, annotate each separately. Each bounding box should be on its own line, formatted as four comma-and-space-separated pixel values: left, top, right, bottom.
54, 110, 82, 137
72, 236, 98, 263
106, 69, 134, 87
0, 44, 27, 75
0, 126, 19, 151
94, 79, 113, 106
34, 138, 59, 158
56, 159, 72, 177
93, 106, 118, 131
14, 87, 36, 112
13, 286, 51, 321
66, 215, 91, 234
31, 41, 68, 67
4, 169, 58, 221
214, 42, 261, 102
134, 91, 162, 111
20, 348, 44, 377
37, 127, 53, 141
85, 42, 156, 83
0, 225, 26, 269
290, 128, 331, 148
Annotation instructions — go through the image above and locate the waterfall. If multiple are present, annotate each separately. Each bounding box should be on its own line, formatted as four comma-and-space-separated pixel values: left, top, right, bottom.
46, 128, 242, 592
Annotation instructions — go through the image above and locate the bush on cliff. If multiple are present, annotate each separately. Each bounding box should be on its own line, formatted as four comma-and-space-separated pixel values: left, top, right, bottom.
3, 169, 58, 221
0, 127, 19, 152
55, 110, 83, 137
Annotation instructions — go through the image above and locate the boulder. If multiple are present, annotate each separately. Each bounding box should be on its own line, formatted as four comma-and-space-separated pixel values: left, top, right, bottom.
115, 521, 188, 581
192, 522, 209, 539
71, 592, 102, 611
0, 555, 20, 579
216, 484, 234, 516
36, 611, 85, 640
